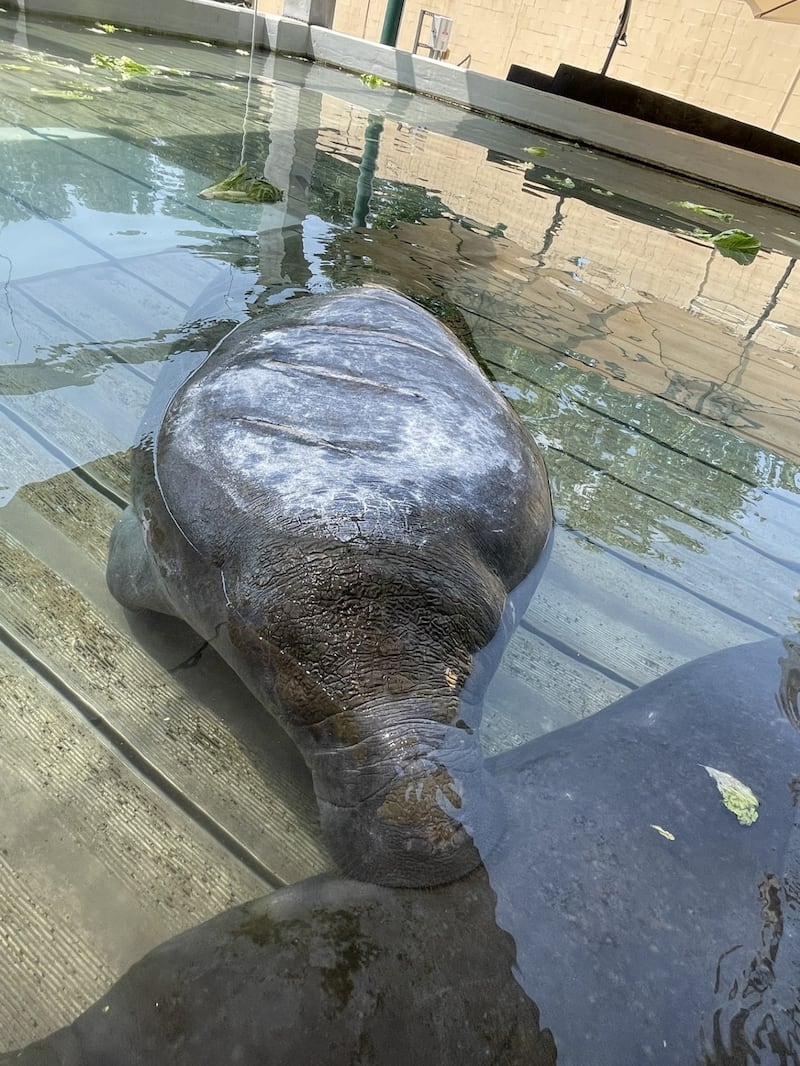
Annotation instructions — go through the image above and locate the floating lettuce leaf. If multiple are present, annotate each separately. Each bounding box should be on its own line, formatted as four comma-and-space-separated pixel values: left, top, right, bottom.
97, 22, 118, 33
198, 164, 283, 205
702, 765, 759, 825
676, 226, 714, 241
670, 200, 734, 222
650, 824, 676, 840
544, 174, 575, 189
30, 87, 94, 100
591, 187, 614, 197
709, 228, 761, 257
524, 146, 548, 157
360, 73, 389, 88
91, 52, 151, 75
676, 226, 760, 264
89, 52, 187, 77
31, 55, 81, 75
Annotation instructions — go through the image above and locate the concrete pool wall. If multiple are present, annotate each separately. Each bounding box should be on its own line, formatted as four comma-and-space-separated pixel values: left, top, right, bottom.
8, 0, 800, 211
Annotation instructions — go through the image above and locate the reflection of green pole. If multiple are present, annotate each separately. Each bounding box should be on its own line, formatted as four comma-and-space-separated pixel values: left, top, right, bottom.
380, 0, 405, 46
352, 115, 384, 228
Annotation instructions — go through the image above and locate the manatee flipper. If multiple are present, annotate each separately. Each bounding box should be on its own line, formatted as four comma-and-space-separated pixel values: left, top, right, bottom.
107, 506, 175, 616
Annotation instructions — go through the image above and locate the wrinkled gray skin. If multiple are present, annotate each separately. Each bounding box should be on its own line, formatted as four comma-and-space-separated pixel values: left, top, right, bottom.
106, 286, 553, 888
6, 638, 799, 1065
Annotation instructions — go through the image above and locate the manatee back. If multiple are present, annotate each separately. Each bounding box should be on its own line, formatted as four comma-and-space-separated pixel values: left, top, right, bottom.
154, 287, 550, 591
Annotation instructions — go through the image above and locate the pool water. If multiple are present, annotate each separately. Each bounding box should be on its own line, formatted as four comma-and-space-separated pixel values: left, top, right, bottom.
1, 6, 799, 1056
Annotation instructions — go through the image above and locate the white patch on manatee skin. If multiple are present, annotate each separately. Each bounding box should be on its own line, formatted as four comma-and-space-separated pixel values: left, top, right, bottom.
158, 293, 530, 553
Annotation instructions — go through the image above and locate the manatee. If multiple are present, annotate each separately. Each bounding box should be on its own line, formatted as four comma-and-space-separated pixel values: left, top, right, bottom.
1, 871, 556, 1066
6, 638, 799, 1065
106, 286, 553, 888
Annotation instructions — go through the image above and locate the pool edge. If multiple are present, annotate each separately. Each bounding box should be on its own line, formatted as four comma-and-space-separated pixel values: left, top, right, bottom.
6, 0, 800, 212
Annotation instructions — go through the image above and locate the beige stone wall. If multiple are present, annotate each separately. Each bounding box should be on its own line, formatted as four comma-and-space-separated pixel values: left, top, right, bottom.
259, 0, 800, 141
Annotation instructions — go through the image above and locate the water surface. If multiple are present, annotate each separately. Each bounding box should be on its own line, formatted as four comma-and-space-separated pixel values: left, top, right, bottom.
1, 8, 800, 1057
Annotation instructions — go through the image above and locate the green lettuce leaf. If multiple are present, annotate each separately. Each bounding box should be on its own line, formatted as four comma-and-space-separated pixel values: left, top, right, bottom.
702, 764, 759, 825
360, 73, 390, 88
709, 229, 761, 253
670, 200, 734, 222
198, 164, 283, 205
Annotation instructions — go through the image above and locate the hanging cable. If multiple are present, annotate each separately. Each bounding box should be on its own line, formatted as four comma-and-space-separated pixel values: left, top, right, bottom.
240, 0, 260, 166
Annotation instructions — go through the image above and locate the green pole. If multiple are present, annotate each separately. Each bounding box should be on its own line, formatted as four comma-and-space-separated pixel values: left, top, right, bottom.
380, 0, 405, 46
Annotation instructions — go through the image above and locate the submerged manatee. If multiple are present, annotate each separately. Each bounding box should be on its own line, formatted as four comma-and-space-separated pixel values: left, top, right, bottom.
7, 639, 799, 1065
107, 286, 553, 888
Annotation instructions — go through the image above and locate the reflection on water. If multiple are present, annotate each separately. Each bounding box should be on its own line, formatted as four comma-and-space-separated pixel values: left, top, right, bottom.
320, 216, 800, 562
778, 636, 800, 728
2, 8, 800, 1064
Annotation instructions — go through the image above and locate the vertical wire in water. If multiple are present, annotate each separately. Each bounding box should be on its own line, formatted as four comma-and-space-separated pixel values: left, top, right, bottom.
240, 2, 260, 166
